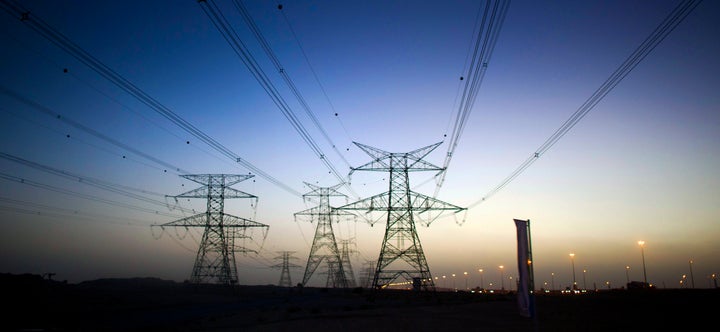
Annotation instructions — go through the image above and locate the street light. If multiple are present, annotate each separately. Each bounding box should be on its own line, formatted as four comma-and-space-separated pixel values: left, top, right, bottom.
689, 259, 695, 288
551, 272, 555, 291
499, 265, 505, 290
464, 271, 468, 290
582, 269, 587, 290
569, 253, 577, 289
638, 241, 648, 284
625, 266, 630, 284
452, 273, 456, 291
442, 275, 446, 289
478, 269, 484, 291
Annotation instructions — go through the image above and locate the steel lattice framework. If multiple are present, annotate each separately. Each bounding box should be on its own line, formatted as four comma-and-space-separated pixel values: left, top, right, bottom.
339, 239, 357, 288
159, 174, 268, 285
337, 142, 465, 290
272, 251, 300, 287
295, 182, 353, 288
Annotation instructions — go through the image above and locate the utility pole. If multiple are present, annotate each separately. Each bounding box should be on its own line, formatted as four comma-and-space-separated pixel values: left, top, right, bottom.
157, 174, 268, 285
272, 251, 300, 287
337, 142, 465, 291
295, 182, 353, 288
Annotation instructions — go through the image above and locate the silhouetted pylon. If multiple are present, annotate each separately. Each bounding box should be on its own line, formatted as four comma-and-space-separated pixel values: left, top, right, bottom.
337, 142, 466, 290
158, 174, 268, 285
272, 251, 301, 287
359, 260, 376, 288
295, 182, 354, 288
339, 239, 357, 288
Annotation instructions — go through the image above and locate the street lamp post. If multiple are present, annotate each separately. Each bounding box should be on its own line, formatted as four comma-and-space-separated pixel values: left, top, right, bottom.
689, 259, 695, 288
478, 269, 484, 291
582, 269, 587, 290
452, 273, 456, 291
442, 275, 446, 289
464, 271, 468, 290
638, 241, 648, 284
551, 272, 555, 291
625, 266, 630, 284
499, 266, 505, 290
569, 253, 577, 290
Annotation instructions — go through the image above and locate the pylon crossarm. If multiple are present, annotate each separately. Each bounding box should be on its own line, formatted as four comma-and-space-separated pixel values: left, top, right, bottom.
335, 193, 390, 226
180, 174, 253, 187
404, 159, 445, 172
336, 193, 389, 211
172, 186, 257, 199
407, 192, 465, 212
221, 213, 269, 228
158, 213, 207, 227
294, 205, 321, 218
353, 141, 391, 162
406, 141, 443, 162
303, 182, 345, 196
232, 247, 258, 254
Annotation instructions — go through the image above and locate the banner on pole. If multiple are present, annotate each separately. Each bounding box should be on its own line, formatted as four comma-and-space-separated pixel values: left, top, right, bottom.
514, 218, 534, 318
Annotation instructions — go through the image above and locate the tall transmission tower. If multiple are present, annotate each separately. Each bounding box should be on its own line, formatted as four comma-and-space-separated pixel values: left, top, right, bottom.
158, 174, 269, 285
339, 239, 357, 288
272, 251, 300, 287
337, 142, 466, 291
295, 182, 353, 288
359, 260, 376, 289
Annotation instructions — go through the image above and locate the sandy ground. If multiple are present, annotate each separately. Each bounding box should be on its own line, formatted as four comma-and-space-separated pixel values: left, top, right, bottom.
4, 274, 717, 331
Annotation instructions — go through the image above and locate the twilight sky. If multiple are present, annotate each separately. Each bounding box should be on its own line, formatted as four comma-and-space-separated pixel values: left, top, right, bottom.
0, 0, 718, 290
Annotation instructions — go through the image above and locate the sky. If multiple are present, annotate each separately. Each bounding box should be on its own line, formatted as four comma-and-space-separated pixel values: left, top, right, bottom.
0, 0, 718, 290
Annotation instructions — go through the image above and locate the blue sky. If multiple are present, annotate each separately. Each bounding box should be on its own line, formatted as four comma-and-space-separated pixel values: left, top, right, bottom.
0, 0, 718, 289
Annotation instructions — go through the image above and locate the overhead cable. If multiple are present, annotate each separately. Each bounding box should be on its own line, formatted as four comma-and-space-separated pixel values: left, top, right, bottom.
199, 0, 354, 197
0, 0, 302, 198
467, 0, 703, 209
434, 0, 511, 197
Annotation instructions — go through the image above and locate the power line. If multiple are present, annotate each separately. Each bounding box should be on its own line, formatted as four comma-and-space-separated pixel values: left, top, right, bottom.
467, 0, 703, 209
234, 0, 352, 170
434, 0, 511, 197
0, 84, 189, 175
0, 0, 302, 198
0, 171, 183, 219
198, 0, 354, 198
0, 196, 151, 226
0, 151, 196, 214
276, 3, 355, 144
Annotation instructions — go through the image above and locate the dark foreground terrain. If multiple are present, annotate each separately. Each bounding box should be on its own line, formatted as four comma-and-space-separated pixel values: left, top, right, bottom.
3, 273, 717, 331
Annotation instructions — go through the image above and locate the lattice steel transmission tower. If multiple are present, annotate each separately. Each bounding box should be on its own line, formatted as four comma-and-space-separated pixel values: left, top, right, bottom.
158, 174, 268, 285
295, 182, 353, 288
272, 251, 300, 287
337, 142, 466, 291
359, 260, 376, 289
339, 239, 357, 288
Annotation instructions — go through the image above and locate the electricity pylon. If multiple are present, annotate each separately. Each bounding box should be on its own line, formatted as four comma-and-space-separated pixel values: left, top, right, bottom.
158, 174, 268, 285
359, 260, 376, 288
272, 251, 300, 287
339, 239, 357, 287
337, 142, 466, 291
295, 182, 354, 288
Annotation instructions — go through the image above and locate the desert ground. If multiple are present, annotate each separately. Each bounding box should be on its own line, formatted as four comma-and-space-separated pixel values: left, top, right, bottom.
4, 273, 717, 331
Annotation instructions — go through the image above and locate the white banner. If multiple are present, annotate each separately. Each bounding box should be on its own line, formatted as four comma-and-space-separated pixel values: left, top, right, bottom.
514, 218, 533, 318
